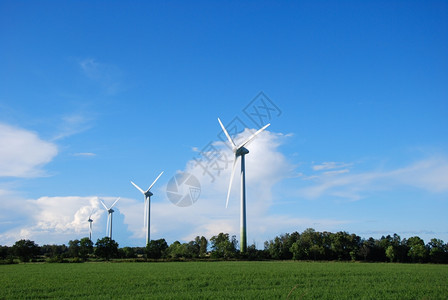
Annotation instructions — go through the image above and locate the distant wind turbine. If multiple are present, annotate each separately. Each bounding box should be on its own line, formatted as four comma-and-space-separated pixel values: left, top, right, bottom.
131, 171, 164, 246
218, 117, 270, 253
88, 209, 95, 241
100, 197, 120, 240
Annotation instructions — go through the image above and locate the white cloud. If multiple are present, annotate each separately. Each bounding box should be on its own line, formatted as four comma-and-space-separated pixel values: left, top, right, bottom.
312, 161, 352, 171
391, 157, 448, 193
299, 156, 448, 200
0, 196, 108, 245
79, 58, 124, 94
73, 152, 96, 157
31, 196, 102, 232
0, 123, 58, 177
323, 169, 350, 176
52, 113, 93, 141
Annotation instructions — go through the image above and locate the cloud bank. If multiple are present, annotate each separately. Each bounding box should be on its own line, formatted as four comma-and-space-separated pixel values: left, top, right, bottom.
301, 157, 448, 201
1, 124, 447, 246
0, 123, 58, 177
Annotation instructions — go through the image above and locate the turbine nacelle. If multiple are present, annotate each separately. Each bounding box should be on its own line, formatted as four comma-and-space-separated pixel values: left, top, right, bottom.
235, 146, 249, 157
88, 209, 95, 223
145, 191, 154, 198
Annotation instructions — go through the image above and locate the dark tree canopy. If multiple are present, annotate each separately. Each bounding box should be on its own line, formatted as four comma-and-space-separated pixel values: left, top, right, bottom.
95, 237, 119, 260
3, 228, 448, 264
12, 239, 40, 262
146, 239, 168, 259
79, 237, 94, 260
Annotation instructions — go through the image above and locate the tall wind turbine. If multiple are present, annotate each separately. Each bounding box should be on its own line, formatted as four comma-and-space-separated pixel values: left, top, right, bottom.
218, 118, 270, 253
88, 209, 95, 241
100, 197, 120, 240
131, 171, 164, 246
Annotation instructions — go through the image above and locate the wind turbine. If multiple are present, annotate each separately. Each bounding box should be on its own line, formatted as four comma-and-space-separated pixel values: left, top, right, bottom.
218, 118, 270, 253
88, 209, 95, 241
100, 197, 120, 240
131, 171, 164, 246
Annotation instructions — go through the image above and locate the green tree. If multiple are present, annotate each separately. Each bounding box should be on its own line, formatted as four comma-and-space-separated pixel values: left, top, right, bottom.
330, 232, 350, 260
359, 240, 371, 261
210, 233, 237, 259
428, 238, 447, 263
120, 247, 136, 259
68, 239, 80, 258
289, 241, 303, 260
186, 239, 199, 258
199, 236, 208, 258
266, 233, 293, 260
243, 243, 266, 260
95, 237, 119, 260
385, 245, 396, 262
79, 237, 93, 260
0, 245, 10, 260
310, 244, 325, 260
12, 239, 40, 262
146, 239, 168, 259
407, 236, 427, 263
266, 237, 283, 259
288, 229, 326, 261
167, 241, 188, 259
40, 244, 68, 261
190, 237, 201, 257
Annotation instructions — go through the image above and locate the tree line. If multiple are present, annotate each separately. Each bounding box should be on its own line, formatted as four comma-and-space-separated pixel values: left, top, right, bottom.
1, 229, 447, 264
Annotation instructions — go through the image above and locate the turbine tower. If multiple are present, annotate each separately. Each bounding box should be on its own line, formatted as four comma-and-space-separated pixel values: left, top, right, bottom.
100, 197, 120, 240
88, 209, 95, 241
218, 118, 270, 253
131, 171, 164, 246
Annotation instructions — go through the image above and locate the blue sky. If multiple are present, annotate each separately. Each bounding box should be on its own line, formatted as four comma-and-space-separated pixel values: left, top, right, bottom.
1, 0, 447, 247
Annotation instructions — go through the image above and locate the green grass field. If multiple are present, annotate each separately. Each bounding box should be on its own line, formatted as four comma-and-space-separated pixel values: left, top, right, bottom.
1, 261, 447, 299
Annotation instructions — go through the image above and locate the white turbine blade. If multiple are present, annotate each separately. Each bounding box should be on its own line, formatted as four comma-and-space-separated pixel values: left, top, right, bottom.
131, 181, 145, 195
238, 123, 271, 149
226, 156, 239, 208
100, 199, 109, 211
89, 209, 95, 219
147, 171, 164, 192
218, 118, 236, 148
110, 197, 120, 209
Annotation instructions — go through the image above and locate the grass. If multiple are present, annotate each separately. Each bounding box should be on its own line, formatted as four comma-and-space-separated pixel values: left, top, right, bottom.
1, 261, 447, 299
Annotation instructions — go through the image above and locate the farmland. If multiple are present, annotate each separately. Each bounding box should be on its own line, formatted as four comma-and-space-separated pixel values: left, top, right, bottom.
1, 261, 447, 299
